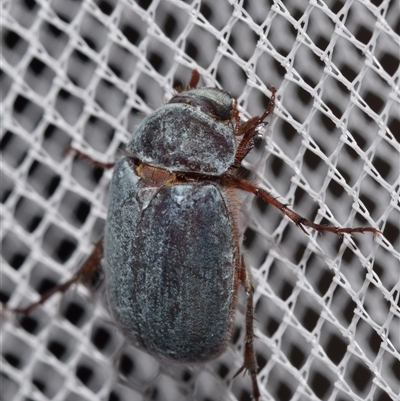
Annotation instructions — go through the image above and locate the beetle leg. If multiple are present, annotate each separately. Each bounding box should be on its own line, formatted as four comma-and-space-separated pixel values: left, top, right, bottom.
66, 146, 116, 169
234, 256, 260, 401
234, 86, 276, 167
229, 176, 381, 236
5, 238, 104, 315
174, 69, 201, 93
188, 69, 200, 88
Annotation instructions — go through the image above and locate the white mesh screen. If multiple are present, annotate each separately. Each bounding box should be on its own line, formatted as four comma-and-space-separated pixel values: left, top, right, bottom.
1, 0, 399, 400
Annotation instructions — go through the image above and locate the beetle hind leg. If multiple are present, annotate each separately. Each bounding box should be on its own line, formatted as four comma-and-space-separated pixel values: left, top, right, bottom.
4, 238, 104, 315
234, 256, 261, 401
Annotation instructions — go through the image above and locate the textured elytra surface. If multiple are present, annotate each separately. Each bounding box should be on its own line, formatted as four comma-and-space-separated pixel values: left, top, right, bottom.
105, 158, 236, 363
1, 1, 399, 401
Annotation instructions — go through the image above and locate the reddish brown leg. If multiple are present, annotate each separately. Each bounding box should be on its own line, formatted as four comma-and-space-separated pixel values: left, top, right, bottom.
234, 86, 277, 167
175, 69, 201, 93
8, 238, 104, 315
234, 256, 260, 401
229, 176, 381, 236
188, 69, 200, 88
66, 146, 115, 169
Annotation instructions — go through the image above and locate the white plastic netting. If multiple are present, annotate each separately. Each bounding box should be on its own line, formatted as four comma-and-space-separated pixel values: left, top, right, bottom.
1, 0, 399, 400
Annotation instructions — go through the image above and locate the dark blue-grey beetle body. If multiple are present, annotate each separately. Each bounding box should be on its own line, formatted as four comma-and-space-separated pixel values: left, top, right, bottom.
12, 78, 377, 401
104, 88, 240, 362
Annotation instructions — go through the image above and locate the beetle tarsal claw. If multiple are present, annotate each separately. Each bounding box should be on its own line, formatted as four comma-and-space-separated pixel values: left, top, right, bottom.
233, 365, 247, 378
233, 363, 261, 400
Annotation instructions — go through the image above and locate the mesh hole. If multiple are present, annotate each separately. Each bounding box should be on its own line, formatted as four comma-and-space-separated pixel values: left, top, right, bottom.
12, 95, 44, 132
42, 124, 71, 162
316, 269, 335, 296
324, 332, 348, 365
276, 382, 293, 401
118, 345, 159, 385
28, 263, 60, 296
185, 26, 218, 69
84, 116, 115, 153
51, 0, 82, 23
15, 196, 45, 233
2, 29, 29, 65
299, 305, 320, 332
28, 160, 61, 198
379, 52, 399, 76
309, 369, 333, 399
2, 332, 33, 369
42, 224, 77, 262
47, 340, 68, 360
267, 365, 299, 401
99, 0, 116, 15
39, 22, 69, 59
2, 232, 30, 270
94, 79, 127, 118
119, 6, 146, 46
108, 44, 138, 82
55, 89, 85, 125
61, 298, 88, 327
0, 131, 29, 168
326, 168, 351, 198
60, 191, 91, 227
67, 49, 97, 89
24, 57, 56, 96
119, 353, 135, 376
281, 325, 311, 369
32, 361, 65, 398
9, 0, 39, 29
18, 310, 47, 335
71, 155, 104, 191
91, 319, 123, 355
76, 355, 111, 393
47, 326, 78, 361
0, 273, 16, 303
350, 359, 373, 395
80, 12, 108, 52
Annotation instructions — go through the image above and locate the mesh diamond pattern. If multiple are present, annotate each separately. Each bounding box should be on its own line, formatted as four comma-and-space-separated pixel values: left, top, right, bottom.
1, 0, 399, 401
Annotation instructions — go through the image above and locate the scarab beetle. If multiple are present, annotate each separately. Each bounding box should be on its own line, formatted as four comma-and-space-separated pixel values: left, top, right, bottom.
10, 71, 380, 401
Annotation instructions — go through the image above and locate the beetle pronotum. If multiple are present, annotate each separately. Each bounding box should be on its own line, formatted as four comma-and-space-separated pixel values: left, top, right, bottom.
9, 70, 380, 400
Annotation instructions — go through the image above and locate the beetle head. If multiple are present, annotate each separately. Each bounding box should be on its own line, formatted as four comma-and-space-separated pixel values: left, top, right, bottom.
169, 88, 233, 122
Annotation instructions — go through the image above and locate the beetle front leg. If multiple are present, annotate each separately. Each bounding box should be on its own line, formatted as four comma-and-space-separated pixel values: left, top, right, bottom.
233, 86, 276, 168
66, 146, 116, 169
234, 256, 260, 401
5, 238, 104, 315
229, 177, 381, 236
